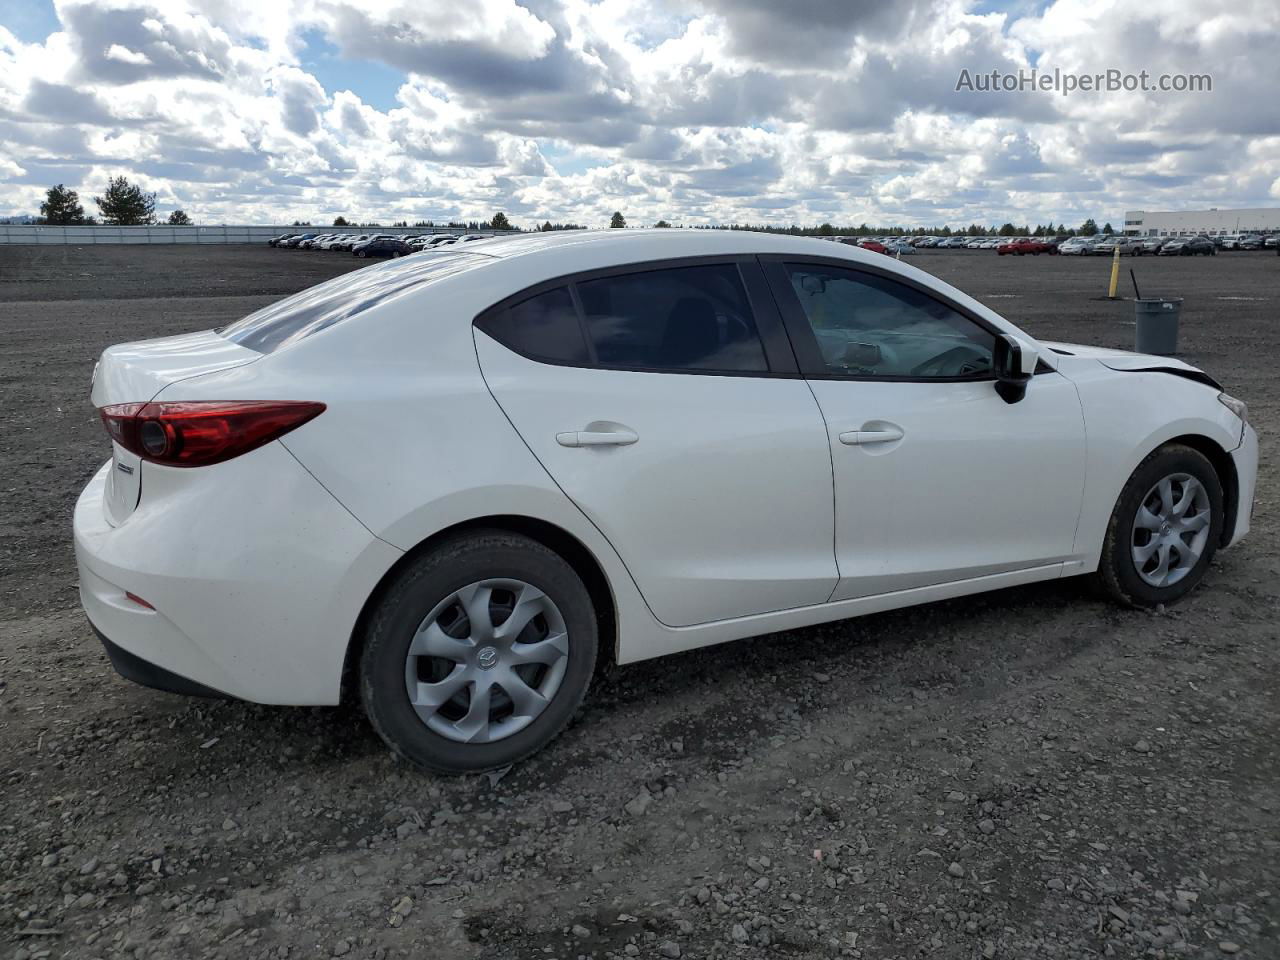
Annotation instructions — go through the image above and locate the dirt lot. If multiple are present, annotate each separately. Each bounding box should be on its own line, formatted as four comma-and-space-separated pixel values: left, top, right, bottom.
1, 244, 1277, 960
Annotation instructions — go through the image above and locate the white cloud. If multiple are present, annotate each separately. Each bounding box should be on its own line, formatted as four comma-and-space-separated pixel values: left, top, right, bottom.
104, 43, 151, 65
0, 0, 1274, 226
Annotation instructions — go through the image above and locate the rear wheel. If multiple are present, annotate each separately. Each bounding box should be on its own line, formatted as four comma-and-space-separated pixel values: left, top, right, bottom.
360, 531, 598, 774
1096, 444, 1223, 607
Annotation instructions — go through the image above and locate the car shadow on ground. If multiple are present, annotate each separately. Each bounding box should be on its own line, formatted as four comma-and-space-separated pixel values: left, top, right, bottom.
91, 575, 1108, 790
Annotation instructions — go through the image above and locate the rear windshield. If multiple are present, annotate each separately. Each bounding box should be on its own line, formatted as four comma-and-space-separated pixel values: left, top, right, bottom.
219, 252, 492, 353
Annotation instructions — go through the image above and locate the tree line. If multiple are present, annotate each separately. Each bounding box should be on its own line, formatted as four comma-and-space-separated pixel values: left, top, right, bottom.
296, 211, 1116, 236
38, 178, 189, 226
33, 182, 1117, 238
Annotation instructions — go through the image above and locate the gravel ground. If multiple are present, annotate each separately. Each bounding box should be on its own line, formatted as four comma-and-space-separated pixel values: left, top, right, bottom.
1, 244, 1277, 960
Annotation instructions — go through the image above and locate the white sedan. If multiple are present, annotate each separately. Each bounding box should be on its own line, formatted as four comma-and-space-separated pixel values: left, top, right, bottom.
75, 230, 1257, 773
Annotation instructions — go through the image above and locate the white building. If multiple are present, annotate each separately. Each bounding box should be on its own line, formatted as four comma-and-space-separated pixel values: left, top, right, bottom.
1122, 208, 1280, 238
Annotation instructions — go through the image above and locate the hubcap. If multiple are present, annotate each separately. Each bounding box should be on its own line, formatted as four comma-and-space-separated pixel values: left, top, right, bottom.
403, 579, 569, 744
1130, 473, 1211, 588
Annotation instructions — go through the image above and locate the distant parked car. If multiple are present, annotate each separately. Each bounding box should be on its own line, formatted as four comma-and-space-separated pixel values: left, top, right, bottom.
268, 234, 296, 247
883, 241, 916, 255
854, 239, 887, 254
352, 237, 413, 259
997, 239, 1056, 256
1238, 235, 1266, 251
281, 234, 316, 248
412, 235, 459, 251
299, 235, 336, 250
330, 235, 370, 251
1058, 237, 1094, 256
1092, 237, 1143, 256
1159, 236, 1216, 256
1139, 237, 1165, 255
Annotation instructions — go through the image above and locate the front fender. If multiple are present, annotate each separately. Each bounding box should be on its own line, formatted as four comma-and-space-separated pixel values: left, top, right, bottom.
1059, 362, 1242, 564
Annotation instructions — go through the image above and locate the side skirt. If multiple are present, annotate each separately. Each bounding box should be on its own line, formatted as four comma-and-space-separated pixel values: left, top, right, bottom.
618, 561, 1082, 664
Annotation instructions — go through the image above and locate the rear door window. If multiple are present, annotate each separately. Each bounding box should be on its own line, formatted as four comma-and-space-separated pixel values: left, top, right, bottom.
475, 287, 589, 364
576, 264, 769, 372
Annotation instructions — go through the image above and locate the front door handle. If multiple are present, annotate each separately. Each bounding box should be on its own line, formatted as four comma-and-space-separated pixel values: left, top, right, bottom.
556, 428, 639, 448
839, 425, 904, 446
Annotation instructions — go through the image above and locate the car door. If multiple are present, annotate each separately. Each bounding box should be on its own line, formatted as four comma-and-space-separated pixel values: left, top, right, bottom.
762, 257, 1086, 601
473, 258, 839, 627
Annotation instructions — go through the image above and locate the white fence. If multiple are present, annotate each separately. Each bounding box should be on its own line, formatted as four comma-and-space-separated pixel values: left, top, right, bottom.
0, 225, 516, 245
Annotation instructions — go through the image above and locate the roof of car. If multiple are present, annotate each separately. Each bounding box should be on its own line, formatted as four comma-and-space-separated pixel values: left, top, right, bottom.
459, 228, 896, 264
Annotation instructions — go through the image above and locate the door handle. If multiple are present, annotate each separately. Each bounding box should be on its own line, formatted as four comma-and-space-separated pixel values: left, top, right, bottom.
839, 425, 904, 446
556, 428, 639, 448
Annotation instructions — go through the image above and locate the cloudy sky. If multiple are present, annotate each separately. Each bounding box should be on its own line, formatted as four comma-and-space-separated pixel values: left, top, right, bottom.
1, 0, 1277, 229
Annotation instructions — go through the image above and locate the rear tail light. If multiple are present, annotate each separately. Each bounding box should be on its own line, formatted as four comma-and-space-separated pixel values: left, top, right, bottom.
99, 401, 325, 467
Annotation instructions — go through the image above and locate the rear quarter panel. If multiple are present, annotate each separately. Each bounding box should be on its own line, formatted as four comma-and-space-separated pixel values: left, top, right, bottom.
154, 273, 663, 663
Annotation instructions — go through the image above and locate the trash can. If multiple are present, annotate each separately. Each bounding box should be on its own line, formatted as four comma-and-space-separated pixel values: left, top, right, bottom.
1134, 297, 1182, 355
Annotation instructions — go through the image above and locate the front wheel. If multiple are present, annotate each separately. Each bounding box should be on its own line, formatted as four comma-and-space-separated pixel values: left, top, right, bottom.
360, 531, 598, 774
1096, 444, 1223, 607
356, 251, 367, 258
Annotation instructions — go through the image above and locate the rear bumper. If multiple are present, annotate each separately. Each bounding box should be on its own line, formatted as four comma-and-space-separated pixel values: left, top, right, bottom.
1227, 423, 1258, 548
93, 624, 233, 699
74, 446, 403, 704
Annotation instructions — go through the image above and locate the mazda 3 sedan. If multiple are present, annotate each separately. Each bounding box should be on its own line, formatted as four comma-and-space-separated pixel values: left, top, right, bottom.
76, 230, 1257, 773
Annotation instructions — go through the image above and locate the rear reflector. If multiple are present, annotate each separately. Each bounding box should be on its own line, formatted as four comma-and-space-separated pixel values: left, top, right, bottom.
125, 591, 155, 610
100, 401, 325, 468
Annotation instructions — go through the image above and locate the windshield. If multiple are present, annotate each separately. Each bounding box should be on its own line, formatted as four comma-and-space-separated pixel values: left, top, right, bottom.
219, 252, 493, 353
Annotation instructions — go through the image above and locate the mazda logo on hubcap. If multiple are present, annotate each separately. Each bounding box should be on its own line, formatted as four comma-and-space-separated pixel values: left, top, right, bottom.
477, 646, 499, 669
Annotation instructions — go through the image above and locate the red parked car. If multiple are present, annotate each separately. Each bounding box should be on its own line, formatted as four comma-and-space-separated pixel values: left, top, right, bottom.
997, 238, 1057, 256
856, 240, 888, 254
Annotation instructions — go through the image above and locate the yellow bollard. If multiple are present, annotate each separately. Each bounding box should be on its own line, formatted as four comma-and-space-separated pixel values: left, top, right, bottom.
1107, 245, 1121, 299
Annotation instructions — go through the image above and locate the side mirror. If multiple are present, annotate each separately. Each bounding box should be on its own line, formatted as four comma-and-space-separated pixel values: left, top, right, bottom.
993, 334, 1038, 404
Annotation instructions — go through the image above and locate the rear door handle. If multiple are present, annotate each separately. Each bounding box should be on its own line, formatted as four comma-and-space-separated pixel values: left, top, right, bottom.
556, 428, 639, 447
839, 425, 904, 446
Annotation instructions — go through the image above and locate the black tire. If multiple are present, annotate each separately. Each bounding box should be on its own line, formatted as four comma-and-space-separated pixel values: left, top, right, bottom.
1096, 443, 1224, 608
360, 530, 598, 774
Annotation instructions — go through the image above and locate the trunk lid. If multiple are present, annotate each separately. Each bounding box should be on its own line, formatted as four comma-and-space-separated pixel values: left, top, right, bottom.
91, 329, 260, 407
91, 329, 261, 524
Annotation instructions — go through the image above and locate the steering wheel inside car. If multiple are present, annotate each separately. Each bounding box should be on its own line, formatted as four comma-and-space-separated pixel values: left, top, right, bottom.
909, 344, 992, 378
